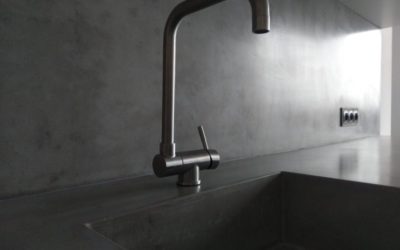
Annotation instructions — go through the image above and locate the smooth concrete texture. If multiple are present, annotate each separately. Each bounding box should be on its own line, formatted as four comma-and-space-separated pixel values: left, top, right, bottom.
392, 26, 400, 136
92, 175, 282, 250
0, 137, 399, 250
91, 172, 400, 250
340, 0, 400, 27
0, 0, 381, 198
284, 174, 400, 250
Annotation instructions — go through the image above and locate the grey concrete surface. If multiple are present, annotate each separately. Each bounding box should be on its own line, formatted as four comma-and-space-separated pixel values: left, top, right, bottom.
0, 136, 398, 250
392, 26, 400, 136
0, 0, 381, 198
340, 0, 400, 27
284, 173, 400, 250
92, 175, 281, 250
93, 168, 400, 250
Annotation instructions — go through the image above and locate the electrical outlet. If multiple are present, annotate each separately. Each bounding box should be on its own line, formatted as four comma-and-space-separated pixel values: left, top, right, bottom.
340, 108, 359, 127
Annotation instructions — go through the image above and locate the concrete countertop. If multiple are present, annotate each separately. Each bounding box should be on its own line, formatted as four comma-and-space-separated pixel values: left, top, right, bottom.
0, 136, 398, 250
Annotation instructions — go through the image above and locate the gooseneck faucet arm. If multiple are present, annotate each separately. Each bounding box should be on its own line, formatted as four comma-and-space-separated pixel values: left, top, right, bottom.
153, 0, 270, 186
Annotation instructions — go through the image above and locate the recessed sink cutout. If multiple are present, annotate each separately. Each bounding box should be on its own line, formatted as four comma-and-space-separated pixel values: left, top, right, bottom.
87, 173, 400, 250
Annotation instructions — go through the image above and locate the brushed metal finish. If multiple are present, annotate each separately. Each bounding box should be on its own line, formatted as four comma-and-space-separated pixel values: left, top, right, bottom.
198, 126, 209, 150
177, 165, 201, 186
154, 0, 270, 186
340, 108, 359, 127
153, 149, 220, 177
159, 0, 270, 157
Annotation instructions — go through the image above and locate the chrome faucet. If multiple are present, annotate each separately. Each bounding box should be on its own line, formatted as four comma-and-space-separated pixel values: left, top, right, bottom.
153, 0, 270, 186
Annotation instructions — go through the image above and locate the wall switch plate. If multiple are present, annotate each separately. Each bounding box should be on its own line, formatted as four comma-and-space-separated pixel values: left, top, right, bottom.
340, 108, 359, 127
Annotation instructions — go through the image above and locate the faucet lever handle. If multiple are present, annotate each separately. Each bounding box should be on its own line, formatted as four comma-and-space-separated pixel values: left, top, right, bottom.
197, 125, 209, 150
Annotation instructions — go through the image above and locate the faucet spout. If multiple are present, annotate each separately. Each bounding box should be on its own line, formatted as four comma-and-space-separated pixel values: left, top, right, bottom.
159, 0, 270, 158
250, 0, 271, 33
154, 0, 270, 186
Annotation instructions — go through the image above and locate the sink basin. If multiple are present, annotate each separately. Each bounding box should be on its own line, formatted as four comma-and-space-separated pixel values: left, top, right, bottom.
88, 172, 400, 250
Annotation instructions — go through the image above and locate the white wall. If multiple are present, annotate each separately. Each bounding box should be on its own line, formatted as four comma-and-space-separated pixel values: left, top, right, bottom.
381, 27, 392, 135
340, 0, 400, 136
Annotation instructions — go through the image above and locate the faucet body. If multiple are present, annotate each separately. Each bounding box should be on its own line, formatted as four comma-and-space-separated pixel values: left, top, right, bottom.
153, 0, 270, 186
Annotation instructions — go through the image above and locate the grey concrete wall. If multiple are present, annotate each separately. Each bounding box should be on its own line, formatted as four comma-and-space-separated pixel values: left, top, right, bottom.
392, 25, 400, 136
0, 0, 381, 198
339, 0, 400, 28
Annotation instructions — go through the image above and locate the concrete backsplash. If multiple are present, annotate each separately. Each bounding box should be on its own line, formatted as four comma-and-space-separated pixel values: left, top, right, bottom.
0, 0, 381, 198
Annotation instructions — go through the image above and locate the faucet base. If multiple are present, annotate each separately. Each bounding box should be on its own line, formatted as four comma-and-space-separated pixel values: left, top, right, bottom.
177, 165, 201, 186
